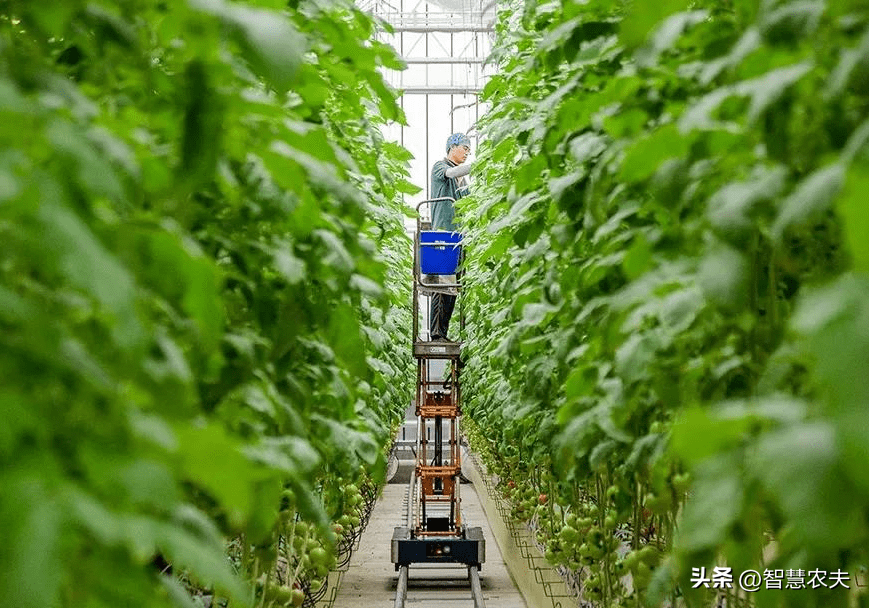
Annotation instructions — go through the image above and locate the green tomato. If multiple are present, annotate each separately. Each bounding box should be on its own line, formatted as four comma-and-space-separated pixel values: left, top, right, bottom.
635, 562, 652, 588
672, 472, 691, 493
282, 488, 296, 505
559, 525, 579, 543
310, 546, 329, 567
638, 545, 659, 565
622, 551, 639, 570
588, 542, 605, 559
269, 584, 293, 602
644, 493, 671, 514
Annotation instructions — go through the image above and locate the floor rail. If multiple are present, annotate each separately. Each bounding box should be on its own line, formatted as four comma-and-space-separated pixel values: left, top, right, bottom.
393, 566, 409, 608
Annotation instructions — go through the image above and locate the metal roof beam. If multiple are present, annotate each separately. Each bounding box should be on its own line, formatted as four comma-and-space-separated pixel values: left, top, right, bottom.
400, 87, 482, 94
401, 57, 486, 64
387, 25, 494, 32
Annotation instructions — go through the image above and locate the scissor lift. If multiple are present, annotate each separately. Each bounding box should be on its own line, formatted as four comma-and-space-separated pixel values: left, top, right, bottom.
391, 198, 485, 584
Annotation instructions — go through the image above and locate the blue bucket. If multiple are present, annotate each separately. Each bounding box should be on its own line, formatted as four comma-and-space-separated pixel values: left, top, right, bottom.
419, 231, 462, 274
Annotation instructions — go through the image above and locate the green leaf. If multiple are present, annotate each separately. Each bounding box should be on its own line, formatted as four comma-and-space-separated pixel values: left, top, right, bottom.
671, 406, 753, 466
677, 454, 743, 552
119, 459, 180, 508
638, 10, 709, 66
563, 363, 595, 400
477, 232, 513, 262
157, 520, 250, 604
682, 63, 813, 130
314, 229, 356, 273
191, 0, 304, 92
327, 302, 367, 378
751, 422, 864, 549
0, 79, 30, 114
742, 62, 814, 122
620, 0, 691, 48
0, 165, 21, 202
791, 273, 869, 406
698, 242, 749, 308
66, 486, 126, 548
707, 166, 788, 238
160, 576, 201, 608
619, 124, 689, 183
273, 245, 307, 284
146, 229, 224, 349
614, 332, 657, 384
47, 120, 124, 200
659, 285, 703, 333
838, 164, 869, 272
772, 163, 845, 241
84, 5, 137, 48
176, 424, 259, 528
568, 132, 607, 164
699, 28, 762, 85
548, 172, 582, 204
522, 302, 555, 326
243, 437, 320, 476
759, 0, 824, 41
0, 473, 65, 608
395, 178, 422, 195
128, 411, 179, 452
602, 108, 648, 138
180, 61, 223, 188
38, 200, 143, 349
826, 27, 869, 99
622, 233, 652, 280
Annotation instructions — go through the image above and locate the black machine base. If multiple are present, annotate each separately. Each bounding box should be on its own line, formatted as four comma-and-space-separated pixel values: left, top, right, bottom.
391, 526, 485, 570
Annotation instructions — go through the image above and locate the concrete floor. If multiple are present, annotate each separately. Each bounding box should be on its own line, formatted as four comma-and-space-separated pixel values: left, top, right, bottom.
331, 468, 527, 608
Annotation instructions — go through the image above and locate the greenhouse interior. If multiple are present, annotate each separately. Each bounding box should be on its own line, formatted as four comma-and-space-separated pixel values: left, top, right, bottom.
1, 1, 868, 608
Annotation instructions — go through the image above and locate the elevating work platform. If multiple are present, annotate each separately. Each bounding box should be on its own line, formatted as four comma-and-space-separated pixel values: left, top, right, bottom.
391, 198, 485, 608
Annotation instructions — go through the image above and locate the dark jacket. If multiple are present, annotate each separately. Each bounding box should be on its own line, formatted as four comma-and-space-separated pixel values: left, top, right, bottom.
430, 158, 469, 231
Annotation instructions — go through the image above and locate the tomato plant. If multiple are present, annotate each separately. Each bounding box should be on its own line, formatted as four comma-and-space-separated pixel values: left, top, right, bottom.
460, 0, 869, 606
0, 1, 414, 607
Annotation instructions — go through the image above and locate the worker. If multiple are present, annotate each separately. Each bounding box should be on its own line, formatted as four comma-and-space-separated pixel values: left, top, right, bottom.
429, 132, 471, 341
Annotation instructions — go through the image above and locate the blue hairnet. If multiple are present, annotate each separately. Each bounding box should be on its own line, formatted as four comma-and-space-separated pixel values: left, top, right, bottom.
446, 133, 471, 152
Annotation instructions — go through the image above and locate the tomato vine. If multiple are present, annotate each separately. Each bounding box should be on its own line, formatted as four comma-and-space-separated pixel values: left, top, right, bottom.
0, 1, 414, 607
460, 0, 869, 606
